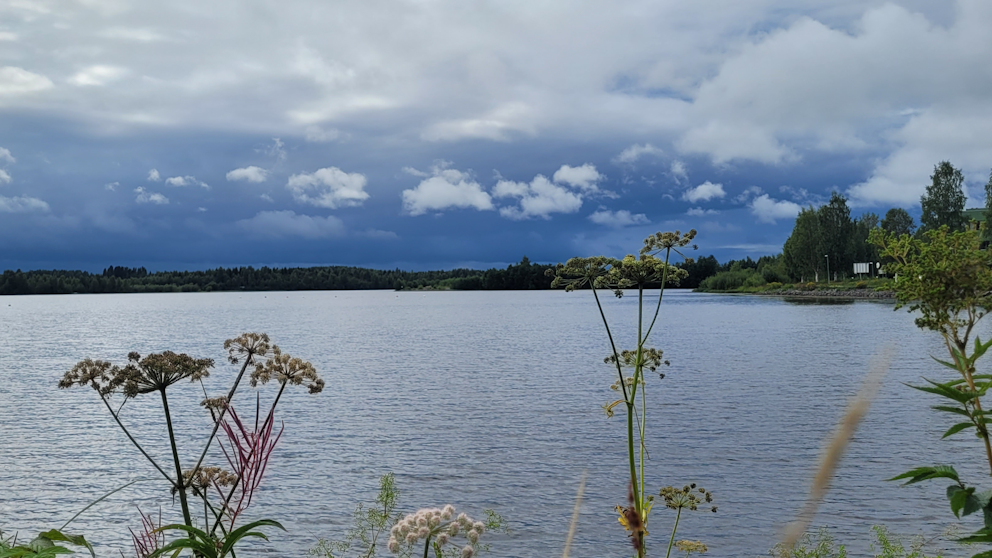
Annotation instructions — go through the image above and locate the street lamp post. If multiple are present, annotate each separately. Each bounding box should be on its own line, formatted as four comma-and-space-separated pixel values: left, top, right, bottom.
824, 254, 830, 284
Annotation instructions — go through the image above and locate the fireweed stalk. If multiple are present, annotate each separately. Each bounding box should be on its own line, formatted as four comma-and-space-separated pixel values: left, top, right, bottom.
548, 230, 696, 557
58, 332, 323, 552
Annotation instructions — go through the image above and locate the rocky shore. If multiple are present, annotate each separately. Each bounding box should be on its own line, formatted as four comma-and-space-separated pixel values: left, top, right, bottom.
770, 288, 894, 299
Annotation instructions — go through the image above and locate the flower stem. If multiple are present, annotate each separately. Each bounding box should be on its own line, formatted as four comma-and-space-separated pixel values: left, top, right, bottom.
423, 536, 432, 558
665, 508, 682, 558
98, 395, 178, 490
160, 388, 193, 527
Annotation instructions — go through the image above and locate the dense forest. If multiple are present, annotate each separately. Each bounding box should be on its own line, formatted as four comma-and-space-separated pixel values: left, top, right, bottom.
0, 257, 558, 295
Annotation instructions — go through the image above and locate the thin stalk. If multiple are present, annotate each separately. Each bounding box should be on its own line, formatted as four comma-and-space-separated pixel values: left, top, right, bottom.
60, 478, 146, 530
641, 248, 672, 346
190, 357, 255, 478
423, 536, 431, 558
637, 285, 646, 514
99, 395, 178, 490
591, 285, 629, 403
160, 389, 193, 527
664, 508, 682, 558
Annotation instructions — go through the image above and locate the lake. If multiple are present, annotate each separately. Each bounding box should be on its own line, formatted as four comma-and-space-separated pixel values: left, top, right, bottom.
0, 290, 980, 557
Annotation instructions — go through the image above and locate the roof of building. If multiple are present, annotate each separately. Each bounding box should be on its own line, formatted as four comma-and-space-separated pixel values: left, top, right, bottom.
964, 208, 987, 222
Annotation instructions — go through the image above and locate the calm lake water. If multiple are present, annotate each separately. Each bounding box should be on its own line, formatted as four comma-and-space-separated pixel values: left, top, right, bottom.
0, 290, 982, 557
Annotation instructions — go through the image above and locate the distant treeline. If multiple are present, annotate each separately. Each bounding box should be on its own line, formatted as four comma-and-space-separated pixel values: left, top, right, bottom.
0, 257, 558, 295
0, 254, 775, 295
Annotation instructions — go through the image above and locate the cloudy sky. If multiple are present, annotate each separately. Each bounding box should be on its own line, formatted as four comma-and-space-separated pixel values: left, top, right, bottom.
1, 0, 990, 271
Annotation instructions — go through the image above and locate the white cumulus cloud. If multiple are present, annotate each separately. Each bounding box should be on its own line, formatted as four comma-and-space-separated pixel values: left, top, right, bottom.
165, 175, 209, 188
686, 207, 719, 216
552, 164, 604, 193
670, 160, 688, 183
613, 144, 664, 164
236, 210, 345, 238
682, 181, 725, 203
0, 195, 48, 213
588, 209, 649, 227
147, 169, 161, 182
402, 165, 493, 216
226, 166, 269, 183
104, 181, 118, 191
0, 169, 10, 184
0, 147, 15, 164
493, 175, 583, 220
0, 66, 53, 95
749, 194, 800, 223
134, 187, 169, 205
287, 167, 369, 209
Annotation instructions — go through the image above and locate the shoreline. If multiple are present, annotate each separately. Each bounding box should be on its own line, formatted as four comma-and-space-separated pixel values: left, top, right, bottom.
701, 288, 895, 299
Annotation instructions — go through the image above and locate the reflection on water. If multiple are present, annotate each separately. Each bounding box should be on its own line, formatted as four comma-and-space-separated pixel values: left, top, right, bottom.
0, 290, 979, 557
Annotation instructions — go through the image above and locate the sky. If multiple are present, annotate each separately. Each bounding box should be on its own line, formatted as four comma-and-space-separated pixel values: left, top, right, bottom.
2, 0, 992, 272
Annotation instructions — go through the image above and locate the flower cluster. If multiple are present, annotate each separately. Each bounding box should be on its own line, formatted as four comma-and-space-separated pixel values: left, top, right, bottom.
224, 332, 270, 365
250, 345, 324, 394
59, 351, 214, 398
659, 484, 716, 513
388, 505, 484, 558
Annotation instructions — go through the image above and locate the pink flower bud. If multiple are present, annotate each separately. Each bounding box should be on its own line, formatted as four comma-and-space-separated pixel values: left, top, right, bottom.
462, 545, 474, 558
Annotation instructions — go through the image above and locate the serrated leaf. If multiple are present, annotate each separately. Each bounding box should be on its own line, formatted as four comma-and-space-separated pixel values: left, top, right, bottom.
933, 405, 971, 416
890, 465, 960, 485
932, 355, 963, 371
944, 422, 976, 438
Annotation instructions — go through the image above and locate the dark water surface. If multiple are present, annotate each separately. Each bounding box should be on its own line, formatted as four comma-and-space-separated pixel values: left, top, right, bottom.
0, 290, 981, 556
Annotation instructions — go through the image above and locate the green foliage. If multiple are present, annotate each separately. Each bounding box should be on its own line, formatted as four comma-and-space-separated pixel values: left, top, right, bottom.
984, 169, 992, 245
872, 225, 992, 556
0, 530, 94, 558
783, 193, 878, 282
882, 208, 916, 238
149, 519, 285, 558
698, 268, 763, 291
772, 528, 847, 558
869, 525, 945, 558
920, 161, 967, 234
773, 527, 947, 558
309, 473, 400, 558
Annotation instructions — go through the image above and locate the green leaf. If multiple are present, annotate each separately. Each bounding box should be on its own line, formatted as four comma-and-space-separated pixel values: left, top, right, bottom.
933, 405, 971, 417
965, 489, 992, 517
909, 379, 980, 404
932, 355, 963, 371
944, 422, 976, 438
220, 519, 285, 557
35, 532, 93, 558
949, 485, 975, 517
889, 465, 960, 485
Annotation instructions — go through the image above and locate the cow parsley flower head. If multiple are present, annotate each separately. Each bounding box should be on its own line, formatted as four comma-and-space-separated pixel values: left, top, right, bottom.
250, 344, 324, 394
388, 506, 489, 557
